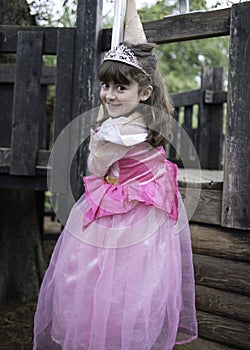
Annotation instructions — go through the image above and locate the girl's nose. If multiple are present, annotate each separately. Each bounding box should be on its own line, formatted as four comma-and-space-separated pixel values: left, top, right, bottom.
106, 89, 116, 100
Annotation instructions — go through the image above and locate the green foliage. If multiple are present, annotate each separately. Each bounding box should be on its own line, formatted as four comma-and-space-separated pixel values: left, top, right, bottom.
138, 0, 229, 92
157, 37, 229, 92
27, 0, 77, 27
139, 0, 176, 19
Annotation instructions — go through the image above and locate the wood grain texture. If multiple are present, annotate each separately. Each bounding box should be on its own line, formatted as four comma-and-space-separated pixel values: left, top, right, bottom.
190, 223, 250, 261
198, 67, 224, 169
10, 31, 43, 176
0, 64, 55, 84
1, 9, 230, 53
180, 187, 222, 225
174, 336, 237, 350
178, 167, 223, 189
193, 253, 250, 295
196, 285, 250, 322
70, 0, 102, 199
0, 148, 49, 169
101, 8, 231, 50
0, 26, 59, 54
197, 311, 250, 349
222, 2, 250, 230
171, 89, 200, 107
50, 28, 75, 195
0, 84, 13, 148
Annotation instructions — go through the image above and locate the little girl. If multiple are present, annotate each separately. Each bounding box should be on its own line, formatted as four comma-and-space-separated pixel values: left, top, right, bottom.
33, 40, 197, 349
33, 3, 197, 349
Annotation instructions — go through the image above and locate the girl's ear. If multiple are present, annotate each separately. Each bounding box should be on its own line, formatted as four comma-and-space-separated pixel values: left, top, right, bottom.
140, 85, 153, 101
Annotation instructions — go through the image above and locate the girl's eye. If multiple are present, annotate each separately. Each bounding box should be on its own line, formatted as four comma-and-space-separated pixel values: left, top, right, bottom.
117, 85, 126, 92
101, 83, 109, 90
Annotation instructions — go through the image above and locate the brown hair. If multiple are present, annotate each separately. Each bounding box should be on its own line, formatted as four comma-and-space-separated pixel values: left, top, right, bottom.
98, 42, 174, 147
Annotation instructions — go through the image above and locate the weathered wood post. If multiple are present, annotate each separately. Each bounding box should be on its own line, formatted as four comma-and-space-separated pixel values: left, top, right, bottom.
198, 66, 224, 170
71, 0, 103, 118
10, 31, 43, 176
222, 2, 250, 230
70, 0, 103, 199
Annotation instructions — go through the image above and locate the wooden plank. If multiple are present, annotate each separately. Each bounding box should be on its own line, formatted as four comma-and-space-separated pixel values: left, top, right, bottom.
204, 90, 227, 104
170, 89, 200, 107
50, 28, 75, 195
0, 64, 15, 83
179, 187, 222, 225
0, 174, 47, 190
198, 67, 224, 169
184, 106, 193, 130
222, 2, 250, 230
181, 106, 194, 162
10, 31, 43, 176
71, 0, 102, 117
178, 169, 223, 225
0, 84, 13, 147
0, 26, 59, 54
70, 0, 103, 198
196, 285, 250, 323
101, 8, 231, 49
0, 148, 49, 169
0, 64, 56, 84
0, 148, 11, 166
190, 224, 250, 262
174, 336, 237, 350
197, 311, 250, 350
38, 86, 49, 149
169, 108, 179, 160
178, 169, 223, 189
1, 9, 230, 52
36, 150, 50, 168
41, 66, 56, 85
194, 254, 250, 295
53, 28, 75, 140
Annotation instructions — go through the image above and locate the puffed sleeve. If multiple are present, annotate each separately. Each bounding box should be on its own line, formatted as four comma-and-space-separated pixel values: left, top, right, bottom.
87, 129, 129, 177
87, 117, 148, 177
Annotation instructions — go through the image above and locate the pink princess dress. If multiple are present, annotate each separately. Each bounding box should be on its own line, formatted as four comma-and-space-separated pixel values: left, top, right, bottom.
33, 116, 197, 350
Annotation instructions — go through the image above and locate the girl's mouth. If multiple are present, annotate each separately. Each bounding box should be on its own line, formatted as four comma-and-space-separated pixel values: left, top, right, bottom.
106, 103, 122, 111
107, 103, 120, 107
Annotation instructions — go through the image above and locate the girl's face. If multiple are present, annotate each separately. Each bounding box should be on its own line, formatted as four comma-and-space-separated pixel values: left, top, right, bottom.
100, 79, 151, 118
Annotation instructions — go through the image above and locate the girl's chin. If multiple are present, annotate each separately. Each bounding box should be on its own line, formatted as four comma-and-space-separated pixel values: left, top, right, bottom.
106, 109, 121, 118
106, 108, 135, 118
107, 112, 120, 118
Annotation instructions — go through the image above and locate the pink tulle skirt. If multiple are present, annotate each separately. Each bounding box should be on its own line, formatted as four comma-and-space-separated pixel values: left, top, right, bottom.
33, 194, 197, 350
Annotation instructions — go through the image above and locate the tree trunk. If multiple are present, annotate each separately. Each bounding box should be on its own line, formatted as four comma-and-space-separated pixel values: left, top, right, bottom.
0, 189, 45, 304
0, 0, 45, 307
0, 0, 36, 26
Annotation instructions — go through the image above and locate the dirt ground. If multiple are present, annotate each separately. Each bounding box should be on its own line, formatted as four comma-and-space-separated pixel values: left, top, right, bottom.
0, 218, 59, 350
0, 300, 37, 350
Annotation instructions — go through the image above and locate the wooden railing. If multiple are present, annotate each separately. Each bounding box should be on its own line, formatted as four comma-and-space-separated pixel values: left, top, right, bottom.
169, 66, 226, 169
0, 59, 227, 182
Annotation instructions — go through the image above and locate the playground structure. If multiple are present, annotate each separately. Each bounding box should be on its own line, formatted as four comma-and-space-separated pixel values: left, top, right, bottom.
0, 1, 250, 348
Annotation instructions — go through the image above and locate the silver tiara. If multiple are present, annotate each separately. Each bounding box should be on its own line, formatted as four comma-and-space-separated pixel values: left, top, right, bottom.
103, 44, 149, 77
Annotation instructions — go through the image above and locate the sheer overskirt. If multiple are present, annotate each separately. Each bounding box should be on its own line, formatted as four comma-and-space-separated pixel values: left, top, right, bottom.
33, 195, 197, 350
34, 118, 197, 349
